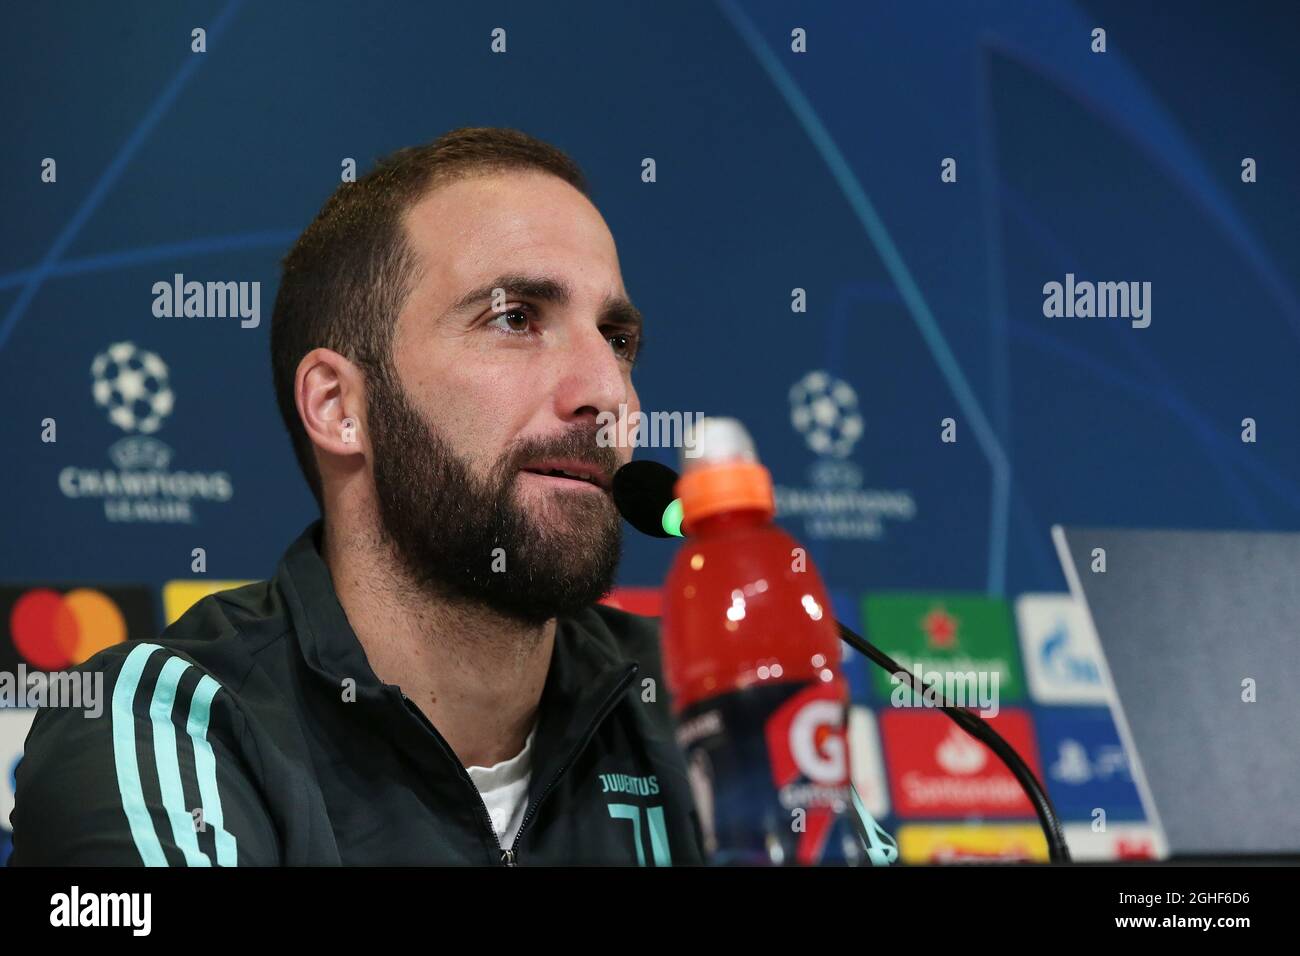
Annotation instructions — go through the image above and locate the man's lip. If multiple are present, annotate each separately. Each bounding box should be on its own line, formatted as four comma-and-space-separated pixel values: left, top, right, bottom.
519, 459, 613, 490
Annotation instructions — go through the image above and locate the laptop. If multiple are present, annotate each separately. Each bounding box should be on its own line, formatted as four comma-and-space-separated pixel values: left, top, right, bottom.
1053, 525, 1300, 857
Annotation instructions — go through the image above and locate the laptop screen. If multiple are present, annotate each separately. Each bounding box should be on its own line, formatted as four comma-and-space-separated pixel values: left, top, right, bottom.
1053, 525, 1300, 856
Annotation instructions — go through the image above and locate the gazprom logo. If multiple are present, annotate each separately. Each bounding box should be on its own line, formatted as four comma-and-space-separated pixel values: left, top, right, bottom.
1015, 594, 1110, 706
1039, 621, 1101, 686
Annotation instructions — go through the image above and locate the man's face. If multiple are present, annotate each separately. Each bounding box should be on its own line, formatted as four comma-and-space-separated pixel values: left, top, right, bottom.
365, 170, 642, 624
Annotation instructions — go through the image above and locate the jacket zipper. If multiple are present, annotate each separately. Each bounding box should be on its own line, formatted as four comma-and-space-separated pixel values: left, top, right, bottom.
504, 665, 637, 863
399, 691, 512, 864
400, 665, 636, 866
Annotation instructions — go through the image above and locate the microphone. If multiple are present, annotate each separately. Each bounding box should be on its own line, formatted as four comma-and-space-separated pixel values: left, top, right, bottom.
611, 458, 1072, 863
611, 460, 683, 538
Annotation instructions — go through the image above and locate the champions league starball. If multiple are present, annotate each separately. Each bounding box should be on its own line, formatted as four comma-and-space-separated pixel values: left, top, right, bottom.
788, 370, 863, 460
90, 342, 174, 435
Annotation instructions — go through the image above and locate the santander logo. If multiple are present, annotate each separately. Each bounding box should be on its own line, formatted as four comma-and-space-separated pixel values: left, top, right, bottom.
880, 710, 1041, 818
935, 726, 986, 776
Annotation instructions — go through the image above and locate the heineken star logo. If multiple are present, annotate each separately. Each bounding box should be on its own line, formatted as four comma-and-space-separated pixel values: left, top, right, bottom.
922, 608, 958, 649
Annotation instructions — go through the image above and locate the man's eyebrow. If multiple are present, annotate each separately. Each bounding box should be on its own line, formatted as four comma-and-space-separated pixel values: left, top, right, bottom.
601, 296, 643, 333
446, 274, 570, 315
443, 273, 643, 331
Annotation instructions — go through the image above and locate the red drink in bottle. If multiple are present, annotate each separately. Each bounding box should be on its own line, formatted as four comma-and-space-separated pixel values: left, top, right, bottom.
662, 419, 854, 864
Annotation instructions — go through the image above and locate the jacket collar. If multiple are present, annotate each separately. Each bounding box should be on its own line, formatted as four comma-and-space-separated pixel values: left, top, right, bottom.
277, 521, 386, 700
531, 609, 639, 797
274, 521, 639, 788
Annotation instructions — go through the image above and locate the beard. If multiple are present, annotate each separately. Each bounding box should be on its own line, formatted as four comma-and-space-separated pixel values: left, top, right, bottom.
365, 364, 624, 626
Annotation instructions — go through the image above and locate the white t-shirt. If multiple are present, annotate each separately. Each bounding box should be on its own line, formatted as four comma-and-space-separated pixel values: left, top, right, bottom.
466, 727, 535, 849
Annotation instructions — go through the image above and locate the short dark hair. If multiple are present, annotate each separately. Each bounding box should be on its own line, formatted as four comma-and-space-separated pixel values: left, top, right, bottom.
270, 127, 592, 510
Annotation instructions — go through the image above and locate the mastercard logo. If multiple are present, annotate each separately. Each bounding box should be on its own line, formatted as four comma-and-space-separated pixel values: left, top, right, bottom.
9, 588, 128, 670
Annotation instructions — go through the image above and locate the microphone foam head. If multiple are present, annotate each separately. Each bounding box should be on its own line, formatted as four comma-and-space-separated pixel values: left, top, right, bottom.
612, 460, 682, 538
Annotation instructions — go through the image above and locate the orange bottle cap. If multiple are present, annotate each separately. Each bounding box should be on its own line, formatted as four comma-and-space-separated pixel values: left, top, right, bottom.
677, 460, 775, 532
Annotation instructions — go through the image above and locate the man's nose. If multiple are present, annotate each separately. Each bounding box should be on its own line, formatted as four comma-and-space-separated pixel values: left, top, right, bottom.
553, 323, 629, 424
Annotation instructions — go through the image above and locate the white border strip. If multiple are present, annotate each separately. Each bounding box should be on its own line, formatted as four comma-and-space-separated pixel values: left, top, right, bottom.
1051, 525, 1170, 859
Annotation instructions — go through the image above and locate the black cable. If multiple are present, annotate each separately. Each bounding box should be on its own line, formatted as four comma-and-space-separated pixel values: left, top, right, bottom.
837, 620, 1072, 863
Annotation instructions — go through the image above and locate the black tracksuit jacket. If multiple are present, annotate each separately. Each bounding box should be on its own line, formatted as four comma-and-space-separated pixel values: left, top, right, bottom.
10, 522, 705, 866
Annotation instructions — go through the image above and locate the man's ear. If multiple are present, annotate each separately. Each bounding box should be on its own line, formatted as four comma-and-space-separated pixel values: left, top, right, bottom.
295, 348, 368, 464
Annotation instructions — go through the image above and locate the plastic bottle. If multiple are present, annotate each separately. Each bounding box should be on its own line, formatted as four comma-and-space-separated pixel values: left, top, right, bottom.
662, 418, 854, 865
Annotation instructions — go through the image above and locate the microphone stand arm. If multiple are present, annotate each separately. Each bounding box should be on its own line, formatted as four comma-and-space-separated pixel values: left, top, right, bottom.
837, 621, 1072, 863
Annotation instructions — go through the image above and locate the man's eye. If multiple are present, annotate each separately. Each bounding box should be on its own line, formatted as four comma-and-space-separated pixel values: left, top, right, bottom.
488, 308, 533, 334
608, 332, 640, 362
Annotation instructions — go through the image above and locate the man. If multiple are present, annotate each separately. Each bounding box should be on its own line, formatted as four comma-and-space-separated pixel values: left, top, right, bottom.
12, 127, 703, 866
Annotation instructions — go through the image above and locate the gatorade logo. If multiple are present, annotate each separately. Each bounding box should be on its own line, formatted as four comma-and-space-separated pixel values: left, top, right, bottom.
765, 681, 850, 865
788, 698, 847, 784
1, 586, 154, 671
767, 681, 850, 788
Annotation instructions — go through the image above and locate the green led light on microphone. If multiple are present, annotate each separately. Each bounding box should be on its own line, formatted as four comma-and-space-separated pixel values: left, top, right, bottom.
662, 499, 684, 538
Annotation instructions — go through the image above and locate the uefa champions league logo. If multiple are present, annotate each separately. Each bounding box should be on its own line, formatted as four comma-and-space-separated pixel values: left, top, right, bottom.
788, 370, 864, 490
788, 370, 863, 460
776, 370, 916, 541
54, 342, 234, 523
91, 342, 174, 435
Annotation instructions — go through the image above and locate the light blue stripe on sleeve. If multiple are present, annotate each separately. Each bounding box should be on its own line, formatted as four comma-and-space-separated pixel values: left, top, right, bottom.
187, 674, 238, 866
111, 642, 168, 866
149, 654, 211, 866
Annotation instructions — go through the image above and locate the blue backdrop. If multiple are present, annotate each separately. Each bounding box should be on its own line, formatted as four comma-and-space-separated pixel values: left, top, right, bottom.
5, 0, 1298, 593
2, 0, 1297, 864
